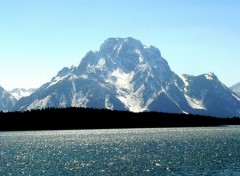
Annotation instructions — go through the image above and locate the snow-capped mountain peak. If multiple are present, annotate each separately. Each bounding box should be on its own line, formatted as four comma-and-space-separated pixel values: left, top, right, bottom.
12, 37, 240, 117
96, 37, 165, 72
204, 72, 217, 80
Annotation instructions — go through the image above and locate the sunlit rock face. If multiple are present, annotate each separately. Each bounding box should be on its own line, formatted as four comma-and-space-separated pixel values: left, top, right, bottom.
0, 86, 16, 111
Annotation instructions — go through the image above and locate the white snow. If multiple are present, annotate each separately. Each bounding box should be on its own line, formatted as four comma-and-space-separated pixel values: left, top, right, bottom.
232, 93, 240, 101
71, 91, 89, 108
205, 75, 213, 80
26, 95, 51, 110
80, 75, 88, 79
178, 74, 189, 92
71, 79, 76, 95
85, 58, 106, 73
136, 49, 144, 63
184, 95, 206, 110
9, 88, 35, 100
182, 110, 189, 114
48, 74, 77, 89
1, 90, 5, 99
86, 63, 96, 73
107, 68, 145, 112
96, 58, 106, 69
105, 95, 114, 110
59, 95, 67, 107
113, 45, 117, 51
230, 83, 240, 95
69, 75, 78, 80
48, 76, 65, 88
110, 68, 134, 90
70, 79, 89, 107
139, 55, 144, 63
138, 63, 148, 71
145, 90, 163, 108
205, 73, 214, 80
178, 74, 189, 86
117, 44, 123, 54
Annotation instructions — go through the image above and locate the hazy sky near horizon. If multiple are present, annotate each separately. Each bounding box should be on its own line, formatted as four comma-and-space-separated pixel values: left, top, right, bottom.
0, 0, 239, 90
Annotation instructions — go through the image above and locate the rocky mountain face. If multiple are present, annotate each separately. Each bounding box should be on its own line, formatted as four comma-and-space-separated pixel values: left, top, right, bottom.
9, 88, 36, 100
13, 37, 240, 117
178, 73, 240, 117
0, 86, 16, 111
230, 83, 240, 96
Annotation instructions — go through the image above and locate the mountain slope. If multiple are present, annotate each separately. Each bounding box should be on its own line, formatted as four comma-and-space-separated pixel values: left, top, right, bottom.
13, 37, 240, 117
0, 86, 16, 111
9, 88, 36, 100
230, 83, 240, 96
178, 73, 240, 117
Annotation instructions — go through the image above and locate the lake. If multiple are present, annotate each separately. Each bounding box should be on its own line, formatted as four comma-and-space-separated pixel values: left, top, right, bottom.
1, 127, 240, 175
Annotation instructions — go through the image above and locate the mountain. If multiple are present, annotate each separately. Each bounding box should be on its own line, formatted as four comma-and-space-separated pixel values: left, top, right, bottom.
9, 88, 36, 100
178, 73, 240, 117
0, 86, 16, 111
13, 37, 240, 117
230, 83, 240, 96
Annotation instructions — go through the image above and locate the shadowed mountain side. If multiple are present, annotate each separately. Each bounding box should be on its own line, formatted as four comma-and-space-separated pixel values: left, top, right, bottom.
0, 108, 239, 131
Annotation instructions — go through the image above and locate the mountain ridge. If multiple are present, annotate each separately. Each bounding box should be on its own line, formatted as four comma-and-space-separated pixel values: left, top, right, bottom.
9, 88, 36, 100
230, 83, 240, 96
5, 37, 240, 117
0, 86, 16, 111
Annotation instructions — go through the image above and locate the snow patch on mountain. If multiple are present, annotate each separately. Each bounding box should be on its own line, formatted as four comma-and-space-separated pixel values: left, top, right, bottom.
49, 77, 65, 88
71, 91, 89, 108
178, 74, 189, 92
230, 83, 240, 96
26, 95, 51, 110
178, 74, 189, 86
184, 95, 206, 110
232, 93, 240, 101
107, 68, 144, 112
0, 86, 17, 111
9, 88, 36, 100
205, 72, 214, 80
49, 74, 70, 89
105, 95, 114, 110
59, 95, 67, 107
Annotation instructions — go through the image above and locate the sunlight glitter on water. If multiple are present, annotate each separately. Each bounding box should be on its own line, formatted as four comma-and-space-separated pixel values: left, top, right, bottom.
0, 127, 240, 175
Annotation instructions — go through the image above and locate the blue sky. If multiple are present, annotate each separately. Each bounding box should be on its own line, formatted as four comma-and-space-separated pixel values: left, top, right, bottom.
0, 0, 239, 90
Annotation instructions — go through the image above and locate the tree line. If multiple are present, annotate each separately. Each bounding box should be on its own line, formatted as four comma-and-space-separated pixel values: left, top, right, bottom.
0, 107, 239, 131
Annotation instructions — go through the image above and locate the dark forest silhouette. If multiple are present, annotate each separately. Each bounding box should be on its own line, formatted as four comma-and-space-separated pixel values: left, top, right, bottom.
0, 107, 239, 131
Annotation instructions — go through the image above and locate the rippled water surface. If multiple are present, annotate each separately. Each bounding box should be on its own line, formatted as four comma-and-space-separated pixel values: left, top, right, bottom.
1, 126, 240, 175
